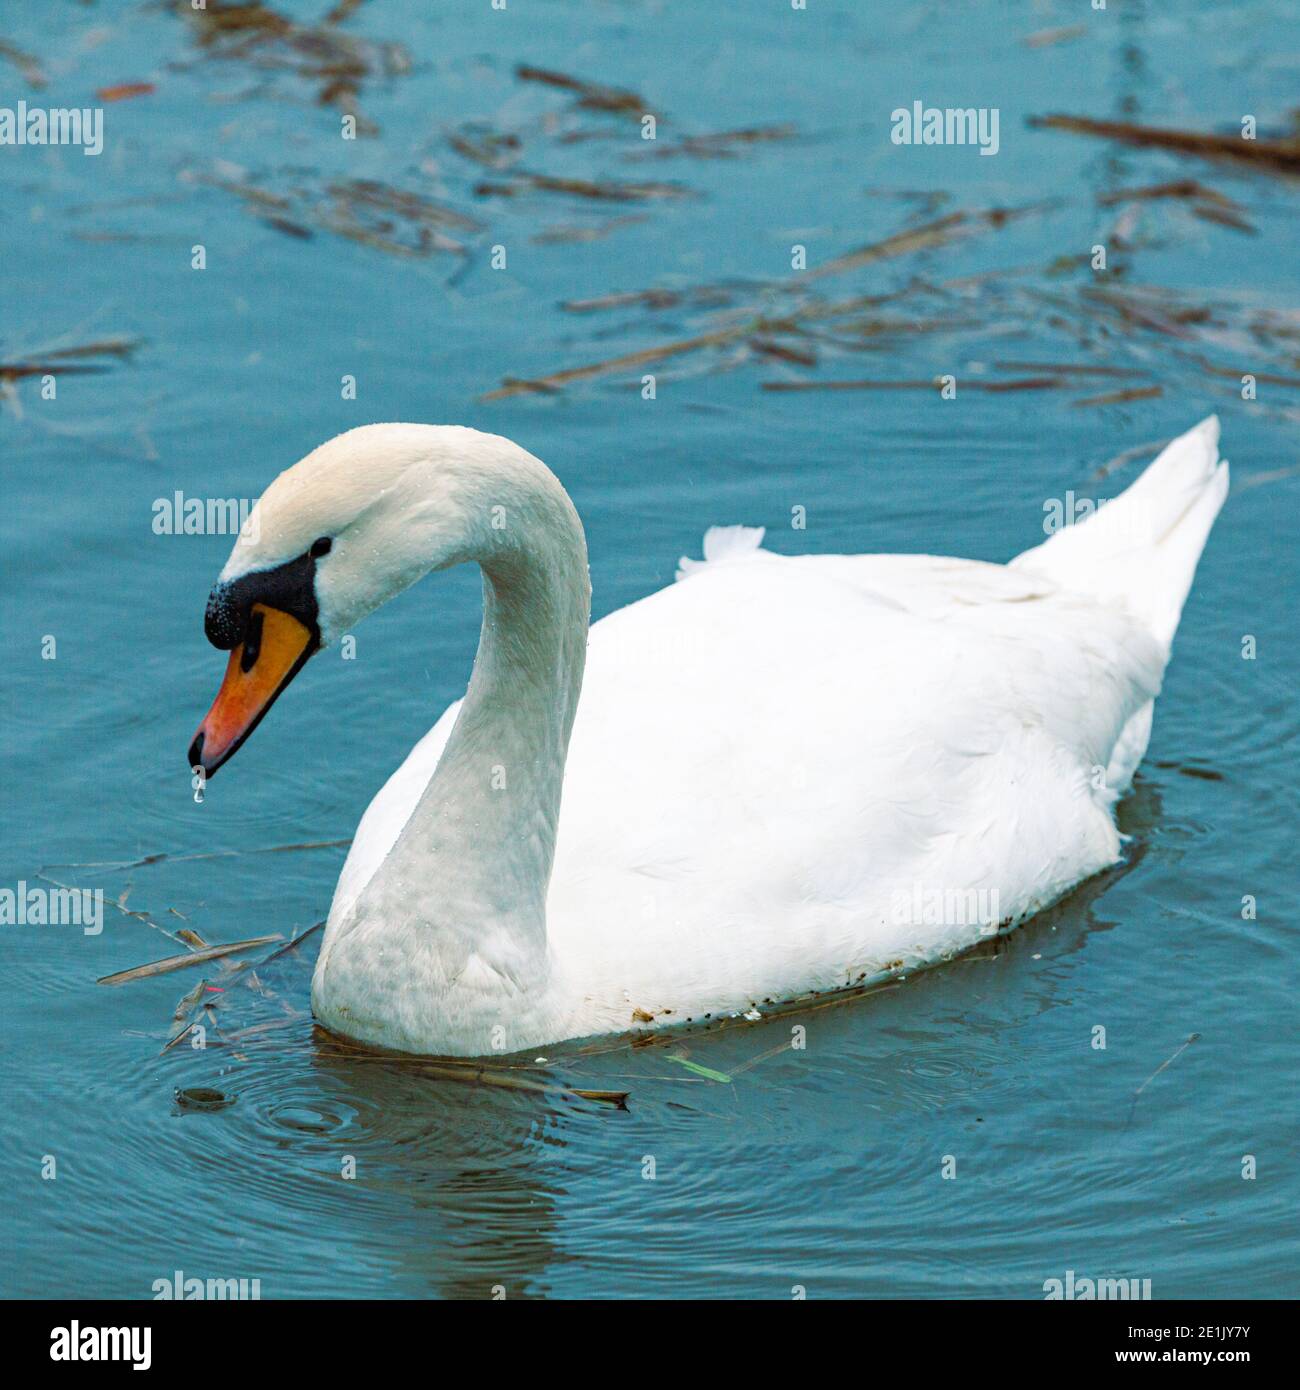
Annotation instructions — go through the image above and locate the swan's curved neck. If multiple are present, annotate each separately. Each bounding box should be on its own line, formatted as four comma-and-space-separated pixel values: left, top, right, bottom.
373, 472, 590, 961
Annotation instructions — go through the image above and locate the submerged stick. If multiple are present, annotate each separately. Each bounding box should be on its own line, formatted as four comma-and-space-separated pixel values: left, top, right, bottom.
1127, 1032, 1201, 1125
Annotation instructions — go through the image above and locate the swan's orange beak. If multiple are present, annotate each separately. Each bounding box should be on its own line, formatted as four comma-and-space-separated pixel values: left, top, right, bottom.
188, 604, 314, 778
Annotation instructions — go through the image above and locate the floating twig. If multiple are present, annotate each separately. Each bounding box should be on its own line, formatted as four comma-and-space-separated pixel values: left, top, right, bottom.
762, 375, 1063, 393
796, 211, 969, 282
1098, 178, 1243, 209
35, 869, 188, 947
1071, 384, 1164, 408
446, 124, 522, 170
98, 935, 284, 987
515, 64, 651, 118
0, 37, 47, 87
992, 360, 1152, 379
482, 324, 752, 400
96, 83, 155, 102
628, 124, 799, 161
1024, 25, 1086, 49
255, 920, 325, 964
474, 171, 693, 203
1029, 113, 1300, 174
1189, 355, 1300, 390
0, 337, 141, 384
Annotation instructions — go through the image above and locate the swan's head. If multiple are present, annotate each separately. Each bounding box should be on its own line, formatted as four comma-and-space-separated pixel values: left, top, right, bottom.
188, 423, 559, 777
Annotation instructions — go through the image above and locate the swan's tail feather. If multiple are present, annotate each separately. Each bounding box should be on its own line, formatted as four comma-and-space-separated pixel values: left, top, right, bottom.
676, 524, 767, 581
1011, 415, 1228, 649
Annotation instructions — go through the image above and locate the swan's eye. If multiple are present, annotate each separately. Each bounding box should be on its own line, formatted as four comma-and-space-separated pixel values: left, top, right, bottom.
240, 607, 264, 673
310, 537, 332, 558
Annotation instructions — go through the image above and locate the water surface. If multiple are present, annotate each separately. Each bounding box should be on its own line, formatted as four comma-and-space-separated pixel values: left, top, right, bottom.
2, 0, 1297, 1298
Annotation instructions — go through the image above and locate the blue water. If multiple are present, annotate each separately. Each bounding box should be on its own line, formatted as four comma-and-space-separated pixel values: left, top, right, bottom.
2, 0, 1297, 1298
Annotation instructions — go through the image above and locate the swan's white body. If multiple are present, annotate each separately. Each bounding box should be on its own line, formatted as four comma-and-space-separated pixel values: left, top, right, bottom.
213, 418, 1228, 1056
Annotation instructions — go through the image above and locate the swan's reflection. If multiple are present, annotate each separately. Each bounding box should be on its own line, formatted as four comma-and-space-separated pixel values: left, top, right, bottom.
307, 1037, 574, 1299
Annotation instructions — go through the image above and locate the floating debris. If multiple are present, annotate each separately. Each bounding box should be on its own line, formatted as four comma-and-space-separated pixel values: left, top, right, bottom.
0, 338, 140, 384
323, 0, 366, 22
195, 170, 481, 258
485, 202, 1057, 398
161, 1021, 201, 1055
1081, 286, 1205, 339
320, 177, 481, 256
1098, 178, 1243, 208
763, 376, 1064, 394
750, 337, 817, 367
446, 123, 523, 170
515, 64, 651, 119
665, 1055, 732, 1084
177, 0, 411, 118
261, 214, 313, 239
627, 124, 799, 161
96, 83, 156, 103
1029, 113, 1300, 174
1189, 355, 1300, 390
170, 979, 208, 1028
560, 285, 738, 313
1024, 25, 1086, 49
0, 37, 47, 87
991, 360, 1152, 379
474, 171, 693, 203
97, 934, 284, 986
532, 215, 649, 245
255, 921, 325, 965
797, 210, 969, 282
483, 325, 751, 400
1189, 203, 1258, 234
31, 866, 188, 948
1127, 1032, 1201, 1124
1071, 384, 1164, 409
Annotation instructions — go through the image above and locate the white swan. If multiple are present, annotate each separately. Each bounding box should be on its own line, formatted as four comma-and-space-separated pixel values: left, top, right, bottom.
189, 417, 1228, 1056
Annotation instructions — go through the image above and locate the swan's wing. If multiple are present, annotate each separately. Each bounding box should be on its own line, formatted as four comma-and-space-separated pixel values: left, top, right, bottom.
542, 550, 1165, 1020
